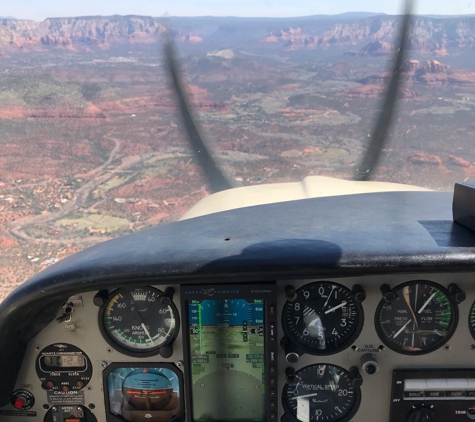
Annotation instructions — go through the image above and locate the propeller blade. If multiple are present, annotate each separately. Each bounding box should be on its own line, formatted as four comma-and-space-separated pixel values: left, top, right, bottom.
353, 0, 414, 181
163, 37, 236, 192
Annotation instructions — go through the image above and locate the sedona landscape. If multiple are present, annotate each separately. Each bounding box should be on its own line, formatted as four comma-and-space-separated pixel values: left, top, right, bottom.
1, 12, 475, 298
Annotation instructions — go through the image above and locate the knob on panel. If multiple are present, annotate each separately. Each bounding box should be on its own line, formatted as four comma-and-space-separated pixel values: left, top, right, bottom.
10, 389, 35, 410
407, 407, 435, 422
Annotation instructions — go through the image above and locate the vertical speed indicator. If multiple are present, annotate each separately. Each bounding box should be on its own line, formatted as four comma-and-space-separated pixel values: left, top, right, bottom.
282, 364, 361, 422
282, 282, 364, 355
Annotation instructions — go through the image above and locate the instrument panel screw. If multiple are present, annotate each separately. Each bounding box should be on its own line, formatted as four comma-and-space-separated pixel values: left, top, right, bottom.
93, 290, 108, 307
88, 404, 95, 410
164, 287, 175, 300
42, 404, 49, 410
285, 286, 297, 301
471, 344, 475, 351
176, 360, 184, 369
448, 283, 466, 304
34, 345, 40, 352
51, 407, 58, 413
444, 344, 451, 351
380, 284, 397, 303
352, 284, 367, 302
87, 385, 93, 391
106, 348, 113, 354
285, 367, 297, 385
77, 407, 82, 412
100, 361, 108, 368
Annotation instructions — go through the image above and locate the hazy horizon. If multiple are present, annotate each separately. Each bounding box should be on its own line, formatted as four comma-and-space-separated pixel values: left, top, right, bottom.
5, 11, 475, 22
0, 0, 473, 21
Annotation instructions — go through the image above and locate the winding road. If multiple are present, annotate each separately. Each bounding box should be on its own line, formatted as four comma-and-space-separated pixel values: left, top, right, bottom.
7, 137, 123, 244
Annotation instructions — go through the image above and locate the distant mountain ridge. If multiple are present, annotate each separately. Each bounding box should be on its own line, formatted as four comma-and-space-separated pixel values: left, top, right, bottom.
260, 15, 475, 54
0, 15, 165, 52
1, 14, 475, 53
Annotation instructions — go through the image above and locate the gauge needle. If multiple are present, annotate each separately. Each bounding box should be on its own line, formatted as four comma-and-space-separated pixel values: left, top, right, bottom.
308, 317, 320, 327
289, 392, 320, 400
323, 286, 336, 308
141, 323, 153, 342
393, 319, 412, 339
418, 292, 436, 314
403, 286, 418, 328
324, 301, 347, 314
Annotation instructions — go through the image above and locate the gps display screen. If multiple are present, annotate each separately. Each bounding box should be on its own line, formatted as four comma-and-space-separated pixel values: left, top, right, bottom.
187, 298, 265, 421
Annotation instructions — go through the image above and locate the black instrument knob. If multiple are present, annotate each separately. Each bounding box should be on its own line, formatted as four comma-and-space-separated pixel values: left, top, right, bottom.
352, 284, 367, 302
380, 284, 397, 303
348, 366, 363, 387
407, 407, 435, 422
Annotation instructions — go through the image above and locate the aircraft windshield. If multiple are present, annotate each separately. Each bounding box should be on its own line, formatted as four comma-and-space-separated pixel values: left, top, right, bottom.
0, 0, 471, 299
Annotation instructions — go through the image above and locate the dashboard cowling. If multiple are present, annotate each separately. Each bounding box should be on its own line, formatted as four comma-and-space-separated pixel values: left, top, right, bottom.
1, 191, 475, 407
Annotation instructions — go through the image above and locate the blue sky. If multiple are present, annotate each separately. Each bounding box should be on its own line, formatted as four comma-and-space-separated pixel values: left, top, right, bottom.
1, 0, 474, 20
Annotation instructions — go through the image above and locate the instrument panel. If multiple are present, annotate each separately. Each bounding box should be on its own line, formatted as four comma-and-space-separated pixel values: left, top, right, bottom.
4, 273, 475, 422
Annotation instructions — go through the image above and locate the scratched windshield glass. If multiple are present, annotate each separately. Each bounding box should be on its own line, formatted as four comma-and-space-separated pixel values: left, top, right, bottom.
0, 0, 471, 298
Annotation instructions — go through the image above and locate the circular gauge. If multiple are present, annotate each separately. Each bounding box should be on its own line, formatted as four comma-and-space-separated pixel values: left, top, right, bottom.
282, 364, 361, 422
282, 281, 364, 355
99, 287, 179, 357
468, 301, 475, 340
375, 280, 457, 355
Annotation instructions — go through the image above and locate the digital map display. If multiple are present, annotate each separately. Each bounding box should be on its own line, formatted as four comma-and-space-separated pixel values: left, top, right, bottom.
188, 299, 265, 421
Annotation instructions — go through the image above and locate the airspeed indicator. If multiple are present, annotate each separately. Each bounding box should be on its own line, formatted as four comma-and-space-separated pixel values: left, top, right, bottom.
99, 287, 179, 357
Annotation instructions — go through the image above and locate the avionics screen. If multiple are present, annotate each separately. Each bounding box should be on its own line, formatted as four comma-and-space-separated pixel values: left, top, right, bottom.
188, 298, 265, 422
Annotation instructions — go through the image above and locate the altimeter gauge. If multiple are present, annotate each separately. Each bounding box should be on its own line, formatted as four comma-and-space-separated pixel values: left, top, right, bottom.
282, 281, 364, 355
98, 287, 179, 357
375, 280, 457, 355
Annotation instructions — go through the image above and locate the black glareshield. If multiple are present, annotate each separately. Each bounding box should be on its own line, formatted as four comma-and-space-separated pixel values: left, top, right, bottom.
181, 284, 277, 422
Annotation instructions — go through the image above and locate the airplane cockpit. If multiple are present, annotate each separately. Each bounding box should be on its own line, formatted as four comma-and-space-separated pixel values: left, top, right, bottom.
2, 1, 475, 422
4, 182, 475, 422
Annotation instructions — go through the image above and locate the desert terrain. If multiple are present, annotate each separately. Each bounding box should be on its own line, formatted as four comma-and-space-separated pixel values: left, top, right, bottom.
2, 13, 475, 298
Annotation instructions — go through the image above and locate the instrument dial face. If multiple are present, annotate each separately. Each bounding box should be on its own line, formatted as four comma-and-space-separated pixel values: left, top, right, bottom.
100, 287, 178, 356
468, 301, 475, 340
282, 364, 360, 422
104, 363, 183, 422
375, 281, 457, 355
282, 282, 364, 355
